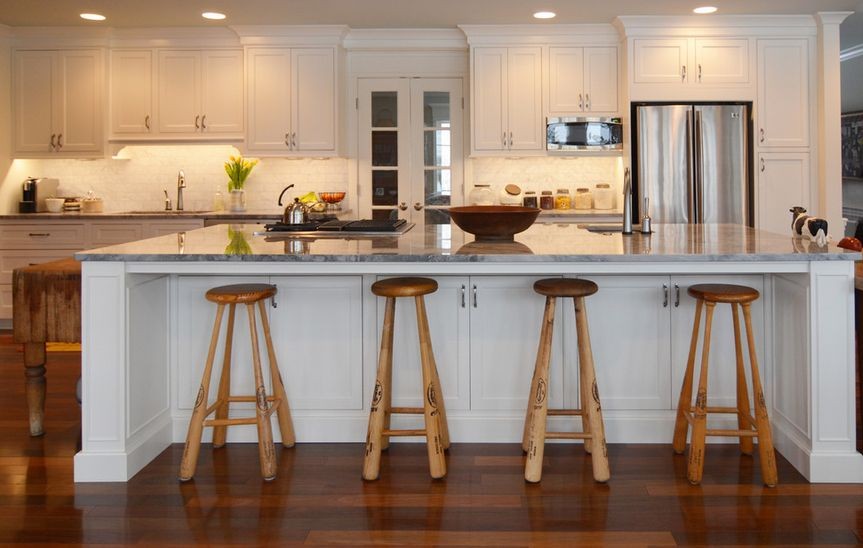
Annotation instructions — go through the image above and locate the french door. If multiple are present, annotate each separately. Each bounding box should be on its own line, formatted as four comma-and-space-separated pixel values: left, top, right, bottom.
358, 78, 464, 225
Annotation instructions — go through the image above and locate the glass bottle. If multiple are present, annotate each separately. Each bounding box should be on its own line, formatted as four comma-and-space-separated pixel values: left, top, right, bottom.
554, 188, 571, 210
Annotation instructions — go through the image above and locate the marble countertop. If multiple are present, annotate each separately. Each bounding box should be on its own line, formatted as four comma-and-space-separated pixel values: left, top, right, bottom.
75, 222, 859, 263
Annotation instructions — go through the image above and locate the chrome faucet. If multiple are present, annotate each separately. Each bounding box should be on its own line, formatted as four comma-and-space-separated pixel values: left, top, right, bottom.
622, 167, 633, 235
177, 170, 186, 211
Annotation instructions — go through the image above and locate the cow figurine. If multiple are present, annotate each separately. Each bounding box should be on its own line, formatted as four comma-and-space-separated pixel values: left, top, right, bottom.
789, 206, 829, 247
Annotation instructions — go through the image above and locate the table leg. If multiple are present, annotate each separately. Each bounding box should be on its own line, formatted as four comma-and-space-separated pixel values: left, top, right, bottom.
23, 342, 47, 437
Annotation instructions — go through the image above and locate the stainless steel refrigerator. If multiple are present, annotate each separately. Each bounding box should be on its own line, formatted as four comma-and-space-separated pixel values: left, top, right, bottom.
633, 103, 751, 226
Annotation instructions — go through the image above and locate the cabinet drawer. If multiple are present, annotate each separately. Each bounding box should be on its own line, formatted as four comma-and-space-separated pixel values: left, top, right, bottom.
0, 223, 86, 249
88, 222, 144, 247
145, 220, 204, 238
0, 283, 11, 320
0, 250, 75, 284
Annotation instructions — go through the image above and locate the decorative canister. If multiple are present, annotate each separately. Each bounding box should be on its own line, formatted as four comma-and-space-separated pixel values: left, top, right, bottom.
554, 188, 571, 210
522, 191, 538, 208
468, 184, 495, 205
539, 190, 554, 210
573, 188, 593, 210
594, 183, 614, 210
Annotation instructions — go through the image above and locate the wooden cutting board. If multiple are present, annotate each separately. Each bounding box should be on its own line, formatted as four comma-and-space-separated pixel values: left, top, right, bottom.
13, 257, 81, 344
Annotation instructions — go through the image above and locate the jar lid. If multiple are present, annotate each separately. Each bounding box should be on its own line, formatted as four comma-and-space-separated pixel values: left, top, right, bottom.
504, 184, 521, 195
596, 183, 611, 189
524, 190, 536, 195
556, 188, 569, 194
541, 190, 553, 195
576, 188, 590, 193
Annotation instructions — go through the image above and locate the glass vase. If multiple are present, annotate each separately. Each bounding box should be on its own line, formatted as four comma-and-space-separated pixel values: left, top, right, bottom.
229, 189, 246, 212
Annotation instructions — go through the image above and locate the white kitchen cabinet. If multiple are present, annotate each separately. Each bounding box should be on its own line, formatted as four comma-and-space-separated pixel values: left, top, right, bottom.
472, 46, 543, 154
110, 50, 154, 136
13, 49, 104, 157
146, 220, 204, 238
548, 47, 618, 114
633, 38, 748, 86
757, 152, 810, 235
757, 39, 810, 148
246, 47, 337, 155
157, 49, 243, 137
88, 222, 145, 247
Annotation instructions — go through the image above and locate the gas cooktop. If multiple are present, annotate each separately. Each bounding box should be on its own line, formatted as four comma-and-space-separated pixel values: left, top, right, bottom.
257, 218, 414, 237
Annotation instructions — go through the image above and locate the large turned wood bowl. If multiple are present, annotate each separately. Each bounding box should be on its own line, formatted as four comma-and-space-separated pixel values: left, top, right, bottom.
448, 205, 541, 241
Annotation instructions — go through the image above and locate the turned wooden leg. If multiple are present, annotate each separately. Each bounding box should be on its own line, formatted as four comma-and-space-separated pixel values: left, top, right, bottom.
212, 304, 236, 449
23, 342, 47, 437
179, 304, 225, 481
673, 299, 703, 454
743, 303, 778, 487
416, 295, 447, 479
575, 296, 610, 483
688, 302, 715, 485
258, 299, 295, 448
525, 296, 556, 483
731, 303, 754, 456
246, 303, 277, 481
363, 297, 395, 481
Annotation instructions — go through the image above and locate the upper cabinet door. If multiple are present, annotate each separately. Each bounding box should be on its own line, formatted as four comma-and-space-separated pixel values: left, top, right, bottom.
292, 48, 336, 152
246, 48, 292, 152
110, 50, 153, 135
694, 39, 749, 84
757, 152, 809, 234
57, 50, 103, 152
201, 50, 244, 135
583, 47, 618, 113
633, 38, 689, 84
157, 50, 201, 133
506, 47, 543, 151
547, 47, 585, 114
13, 51, 56, 153
472, 47, 508, 151
757, 39, 810, 148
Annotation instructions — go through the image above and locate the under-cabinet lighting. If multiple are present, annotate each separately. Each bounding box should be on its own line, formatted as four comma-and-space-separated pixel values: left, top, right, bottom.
202, 11, 226, 20
693, 6, 718, 14
533, 11, 556, 19
79, 13, 106, 21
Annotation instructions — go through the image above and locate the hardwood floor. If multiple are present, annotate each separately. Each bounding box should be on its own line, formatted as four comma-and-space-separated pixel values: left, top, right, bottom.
1, 330, 862, 546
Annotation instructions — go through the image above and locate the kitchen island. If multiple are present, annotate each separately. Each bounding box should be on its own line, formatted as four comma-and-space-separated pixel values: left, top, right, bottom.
73, 222, 860, 483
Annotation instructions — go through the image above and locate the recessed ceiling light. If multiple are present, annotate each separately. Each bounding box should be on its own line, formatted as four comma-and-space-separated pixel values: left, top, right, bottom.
202, 11, 226, 20
533, 11, 556, 19
693, 6, 718, 14
79, 13, 106, 21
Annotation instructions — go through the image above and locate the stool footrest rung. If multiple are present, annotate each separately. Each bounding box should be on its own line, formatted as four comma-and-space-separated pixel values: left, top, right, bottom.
382, 429, 427, 437
204, 396, 281, 417
690, 405, 742, 414
204, 417, 258, 427
545, 431, 592, 440
547, 409, 584, 416
705, 428, 758, 437
390, 407, 424, 415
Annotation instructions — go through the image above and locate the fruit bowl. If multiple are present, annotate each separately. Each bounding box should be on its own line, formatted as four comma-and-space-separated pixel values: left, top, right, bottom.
318, 191, 346, 204
447, 205, 541, 241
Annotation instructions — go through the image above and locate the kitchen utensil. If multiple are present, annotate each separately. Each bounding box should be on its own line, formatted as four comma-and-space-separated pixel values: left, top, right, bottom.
447, 205, 541, 241
278, 184, 308, 225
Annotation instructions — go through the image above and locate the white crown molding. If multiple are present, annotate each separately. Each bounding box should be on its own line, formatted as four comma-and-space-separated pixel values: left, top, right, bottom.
815, 11, 853, 26
841, 43, 863, 62
108, 27, 241, 48
615, 15, 818, 38
232, 25, 349, 46
344, 28, 466, 51
11, 26, 112, 48
459, 24, 618, 46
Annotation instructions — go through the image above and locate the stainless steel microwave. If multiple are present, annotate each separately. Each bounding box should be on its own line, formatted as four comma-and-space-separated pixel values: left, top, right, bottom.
546, 117, 623, 151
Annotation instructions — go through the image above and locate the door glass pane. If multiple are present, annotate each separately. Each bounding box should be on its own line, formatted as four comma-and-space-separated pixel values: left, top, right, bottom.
424, 209, 451, 226
372, 209, 399, 221
372, 92, 397, 127
423, 92, 450, 128
372, 131, 398, 166
372, 171, 398, 206
424, 170, 451, 206
424, 130, 451, 167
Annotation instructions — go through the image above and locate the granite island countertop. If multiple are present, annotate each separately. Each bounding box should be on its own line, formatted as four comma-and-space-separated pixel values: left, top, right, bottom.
75, 222, 859, 263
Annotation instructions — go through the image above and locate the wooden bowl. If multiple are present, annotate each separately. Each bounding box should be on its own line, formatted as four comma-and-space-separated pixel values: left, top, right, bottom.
448, 205, 541, 241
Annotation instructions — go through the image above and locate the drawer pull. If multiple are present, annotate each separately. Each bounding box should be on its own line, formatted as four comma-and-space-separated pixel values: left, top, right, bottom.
28, 233, 51, 237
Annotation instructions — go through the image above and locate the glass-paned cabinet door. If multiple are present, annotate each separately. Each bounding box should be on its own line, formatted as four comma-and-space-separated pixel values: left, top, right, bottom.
358, 77, 463, 224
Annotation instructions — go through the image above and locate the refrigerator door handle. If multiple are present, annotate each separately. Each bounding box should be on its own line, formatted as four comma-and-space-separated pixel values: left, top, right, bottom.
686, 109, 695, 223
694, 109, 704, 224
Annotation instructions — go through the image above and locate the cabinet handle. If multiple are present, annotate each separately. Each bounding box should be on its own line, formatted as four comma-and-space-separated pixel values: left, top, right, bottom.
201, 115, 207, 130
585, 93, 590, 110
698, 64, 703, 82
759, 128, 765, 143
674, 284, 680, 308
760, 158, 766, 172
461, 284, 466, 308
509, 132, 513, 148
292, 132, 297, 149
398, 202, 408, 211
681, 65, 687, 82
50, 134, 56, 151
57, 134, 62, 149
194, 115, 200, 129
413, 202, 423, 211
28, 233, 51, 237
663, 284, 669, 308
502, 132, 507, 147
579, 93, 584, 110
270, 285, 278, 308
285, 133, 290, 147
473, 284, 478, 308
144, 115, 150, 130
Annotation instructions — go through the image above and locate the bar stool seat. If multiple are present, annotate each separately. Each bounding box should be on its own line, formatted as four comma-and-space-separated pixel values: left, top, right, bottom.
523, 278, 609, 483
179, 283, 294, 482
673, 283, 777, 487
364, 277, 450, 481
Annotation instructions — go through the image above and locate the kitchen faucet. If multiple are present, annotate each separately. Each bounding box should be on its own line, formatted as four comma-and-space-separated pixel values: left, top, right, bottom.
177, 170, 186, 211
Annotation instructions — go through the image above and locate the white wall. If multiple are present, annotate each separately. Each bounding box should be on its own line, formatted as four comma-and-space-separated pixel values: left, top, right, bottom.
841, 55, 863, 113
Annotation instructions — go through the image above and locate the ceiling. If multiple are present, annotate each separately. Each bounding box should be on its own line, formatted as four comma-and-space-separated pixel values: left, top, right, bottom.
0, 0, 859, 29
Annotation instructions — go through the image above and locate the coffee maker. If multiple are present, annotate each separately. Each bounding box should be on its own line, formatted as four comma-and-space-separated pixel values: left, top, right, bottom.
19, 177, 38, 213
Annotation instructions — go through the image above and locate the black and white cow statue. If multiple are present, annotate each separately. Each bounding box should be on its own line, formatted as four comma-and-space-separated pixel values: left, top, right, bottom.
789, 206, 829, 247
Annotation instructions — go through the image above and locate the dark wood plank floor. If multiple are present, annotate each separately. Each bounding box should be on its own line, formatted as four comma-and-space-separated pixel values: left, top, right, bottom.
1, 331, 862, 546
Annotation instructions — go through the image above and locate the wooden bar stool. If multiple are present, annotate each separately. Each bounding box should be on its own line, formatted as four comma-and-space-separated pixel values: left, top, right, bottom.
363, 277, 450, 481
673, 283, 778, 487
179, 283, 295, 482
523, 278, 609, 484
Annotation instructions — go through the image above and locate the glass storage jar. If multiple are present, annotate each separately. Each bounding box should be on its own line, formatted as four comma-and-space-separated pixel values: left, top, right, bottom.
573, 187, 593, 210
522, 191, 538, 208
468, 184, 495, 205
593, 183, 614, 210
554, 188, 571, 210
500, 183, 522, 205
539, 190, 554, 210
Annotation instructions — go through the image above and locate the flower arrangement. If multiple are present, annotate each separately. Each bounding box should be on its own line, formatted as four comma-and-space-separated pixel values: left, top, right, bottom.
224, 155, 259, 192
224, 227, 253, 255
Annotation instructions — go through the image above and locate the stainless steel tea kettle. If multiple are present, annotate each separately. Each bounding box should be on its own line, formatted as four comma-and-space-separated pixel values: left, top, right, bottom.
278, 184, 308, 225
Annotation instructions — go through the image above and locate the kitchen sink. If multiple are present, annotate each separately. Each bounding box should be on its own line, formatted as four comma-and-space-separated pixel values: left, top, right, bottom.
583, 223, 624, 233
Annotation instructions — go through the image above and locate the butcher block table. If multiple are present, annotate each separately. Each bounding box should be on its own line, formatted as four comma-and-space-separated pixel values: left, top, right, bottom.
12, 257, 81, 436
